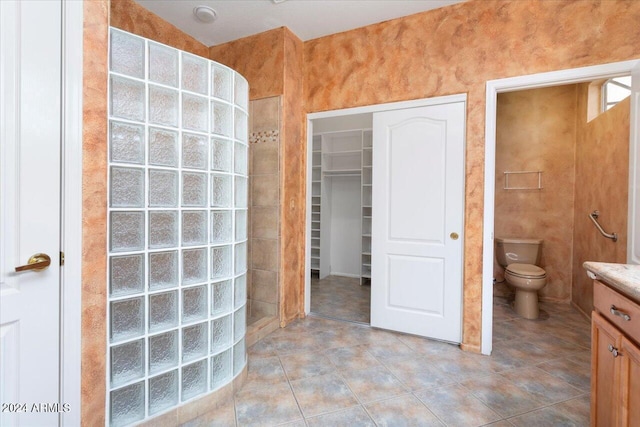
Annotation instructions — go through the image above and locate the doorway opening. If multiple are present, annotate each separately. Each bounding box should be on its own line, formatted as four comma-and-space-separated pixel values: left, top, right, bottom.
309, 113, 373, 324
482, 59, 640, 355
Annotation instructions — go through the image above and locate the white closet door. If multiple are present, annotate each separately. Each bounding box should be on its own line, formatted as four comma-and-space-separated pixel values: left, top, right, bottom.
371, 101, 465, 343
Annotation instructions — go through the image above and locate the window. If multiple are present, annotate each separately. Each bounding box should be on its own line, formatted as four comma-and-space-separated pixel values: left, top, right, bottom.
602, 76, 631, 111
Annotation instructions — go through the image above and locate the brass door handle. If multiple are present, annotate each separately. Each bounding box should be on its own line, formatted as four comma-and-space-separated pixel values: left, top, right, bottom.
15, 253, 51, 272
450, 232, 459, 240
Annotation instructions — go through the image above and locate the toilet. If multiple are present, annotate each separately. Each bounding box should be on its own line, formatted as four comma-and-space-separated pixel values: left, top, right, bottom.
495, 237, 547, 319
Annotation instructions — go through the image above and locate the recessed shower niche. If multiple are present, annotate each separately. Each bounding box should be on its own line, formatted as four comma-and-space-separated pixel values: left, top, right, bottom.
107, 28, 248, 426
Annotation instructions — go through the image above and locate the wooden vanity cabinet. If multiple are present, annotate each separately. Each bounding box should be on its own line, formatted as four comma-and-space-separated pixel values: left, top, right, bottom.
591, 280, 640, 427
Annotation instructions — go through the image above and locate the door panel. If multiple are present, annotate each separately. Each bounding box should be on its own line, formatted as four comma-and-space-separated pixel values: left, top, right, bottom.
371, 101, 465, 342
0, 1, 62, 425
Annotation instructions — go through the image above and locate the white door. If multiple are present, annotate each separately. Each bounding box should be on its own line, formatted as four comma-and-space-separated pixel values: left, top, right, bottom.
1, 1, 62, 425
371, 101, 465, 342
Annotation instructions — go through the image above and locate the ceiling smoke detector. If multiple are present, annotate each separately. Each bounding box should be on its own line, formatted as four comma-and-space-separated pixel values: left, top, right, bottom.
271, 0, 289, 4
193, 6, 217, 23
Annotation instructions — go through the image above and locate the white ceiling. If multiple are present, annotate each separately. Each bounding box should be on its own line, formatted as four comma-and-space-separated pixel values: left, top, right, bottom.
134, 0, 465, 47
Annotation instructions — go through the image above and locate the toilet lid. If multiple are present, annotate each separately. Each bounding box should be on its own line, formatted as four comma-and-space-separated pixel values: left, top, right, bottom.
506, 263, 546, 278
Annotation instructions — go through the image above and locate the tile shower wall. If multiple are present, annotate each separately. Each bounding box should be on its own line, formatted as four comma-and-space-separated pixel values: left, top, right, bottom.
248, 97, 281, 323
107, 28, 248, 426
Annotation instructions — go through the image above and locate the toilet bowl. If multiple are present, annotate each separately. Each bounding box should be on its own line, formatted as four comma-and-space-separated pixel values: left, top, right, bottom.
495, 237, 548, 319
504, 263, 547, 319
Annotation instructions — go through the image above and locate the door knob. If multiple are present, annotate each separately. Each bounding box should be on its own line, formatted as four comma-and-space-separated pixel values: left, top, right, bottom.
450, 232, 459, 240
15, 253, 51, 272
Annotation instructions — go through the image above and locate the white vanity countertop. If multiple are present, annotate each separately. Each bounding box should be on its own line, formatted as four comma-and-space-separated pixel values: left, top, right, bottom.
583, 262, 640, 303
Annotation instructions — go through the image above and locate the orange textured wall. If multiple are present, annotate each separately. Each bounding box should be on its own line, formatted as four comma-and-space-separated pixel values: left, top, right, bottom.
494, 86, 578, 303
210, 28, 285, 100
304, 0, 640, 351
110, 0, 208, 56
82, 0, 109, 425
279, 28, 306, 325
572, 90, 629, 316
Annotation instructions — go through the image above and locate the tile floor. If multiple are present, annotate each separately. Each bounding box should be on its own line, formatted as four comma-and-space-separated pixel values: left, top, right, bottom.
184, 295, 592, 426
310, 275, 371, 324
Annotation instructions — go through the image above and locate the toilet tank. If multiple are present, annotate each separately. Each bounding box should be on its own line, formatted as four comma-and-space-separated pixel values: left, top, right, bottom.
495, 237, 543, 267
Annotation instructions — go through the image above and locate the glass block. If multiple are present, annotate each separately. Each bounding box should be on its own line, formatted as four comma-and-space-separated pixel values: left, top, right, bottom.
234, 242, 247, 275
210, 314, 231, 354
212, 64, 231, 101
210, 349, 231, 390
110, 121, 144, 164
182, 322, 208, 362
211, 246, 231, 280
235, 210, 247, 241
110, 29, 144, 78
181, 360, 207, 401
110, 76, 145, 122
110, 297, 144, 342
211, 280, 232, 316
149, 85, 179, 127
234, 275, 247, 309
234, 176, 248, 208
210, 210, 232, 244
149, 211, 178, 249
149, 169, 178, 207
149, 290, 178, 333
182, 93, 208, 132
110, 167, 144, 208
211, 138, 232, 172
234, 110, 248, 143
110, 254, 144, 297
110, 211, 144, 252
182, 133, 208, 170
182, 173, 207, 207
233, 337, 246, 376
149, 128, 178, 167
234, 307, 246, 344
234, 74, 249, 110
149, 330, 178, 374
234, 142, 248, 175
149, 251, 178, 290
212, 101, 232, 137
149, 370, 178, 415
210, 174, 231, 208
182, 286, 208, 324
110, 381, 144, 426
110, 339, 144, 387
182, 53, 208, 95
182, 211, 207, 246
149, 42, 178, 87
182, 248, 207, 286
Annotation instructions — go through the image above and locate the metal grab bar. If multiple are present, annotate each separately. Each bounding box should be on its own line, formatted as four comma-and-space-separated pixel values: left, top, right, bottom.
589, 210, 618, 242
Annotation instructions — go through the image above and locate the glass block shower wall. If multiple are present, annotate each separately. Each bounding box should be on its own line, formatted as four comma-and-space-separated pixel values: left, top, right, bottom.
107, 28, 248, 426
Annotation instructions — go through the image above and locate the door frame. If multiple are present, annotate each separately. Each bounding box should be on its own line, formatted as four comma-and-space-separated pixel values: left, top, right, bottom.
482, 59, 640, 355
60, 1, 83, 424
305, 93, 467, 315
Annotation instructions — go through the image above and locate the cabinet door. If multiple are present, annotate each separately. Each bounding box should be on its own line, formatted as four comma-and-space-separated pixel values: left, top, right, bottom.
619, 336, 640, 427
592, 312, 621, 427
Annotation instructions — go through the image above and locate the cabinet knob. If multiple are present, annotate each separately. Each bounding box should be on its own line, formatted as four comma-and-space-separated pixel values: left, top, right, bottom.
608, 344, 620, 358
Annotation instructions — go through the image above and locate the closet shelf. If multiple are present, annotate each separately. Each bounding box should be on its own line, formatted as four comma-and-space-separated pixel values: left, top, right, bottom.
323, 149, 361, 156
324, 169, 361, 176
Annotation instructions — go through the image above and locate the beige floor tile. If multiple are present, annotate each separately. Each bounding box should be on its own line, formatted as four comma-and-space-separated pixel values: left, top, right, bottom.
537, 357, 591, 391
460, 374, 545, 418
325, 344, 382, 371
280, 351, 336, 381
498, 367, 583, 405
415, 384, 502, 427
341, 366, 408, 403
365, 394, 443, 426
234, 382, 302, 426
508, 394, 590, 426
306, 406, 375, 427
289, 373, 359, 418
242, 356, 287, 391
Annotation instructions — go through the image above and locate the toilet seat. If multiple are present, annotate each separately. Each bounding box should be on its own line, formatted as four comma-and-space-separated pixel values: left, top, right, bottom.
505, 263, 546, 279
